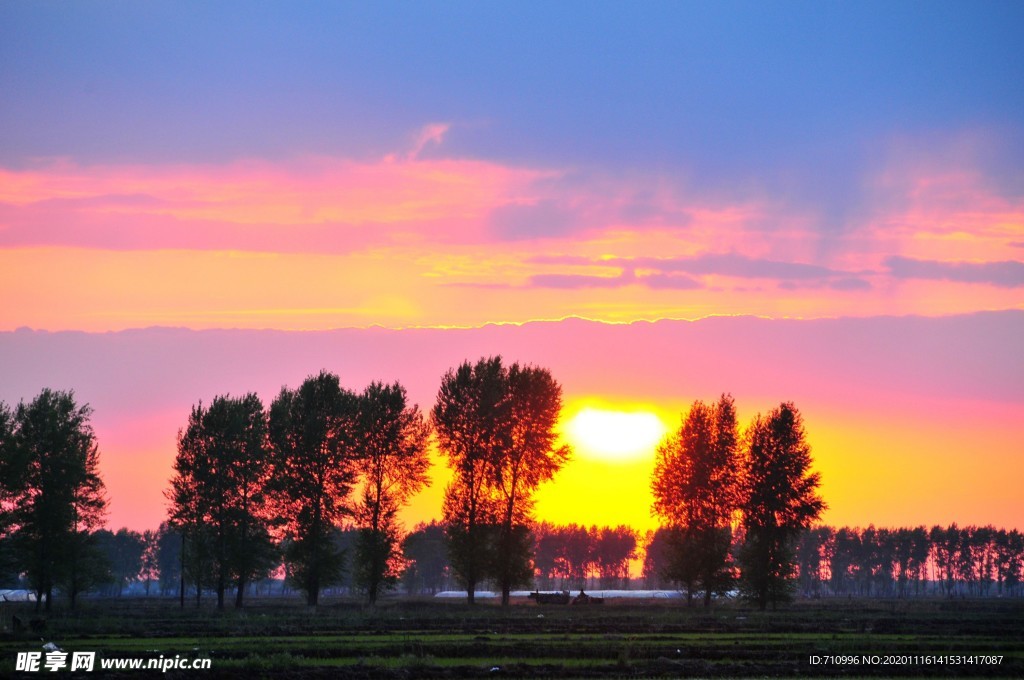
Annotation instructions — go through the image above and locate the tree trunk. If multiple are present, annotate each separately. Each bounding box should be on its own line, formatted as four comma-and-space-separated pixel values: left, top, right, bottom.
466, 576, 476, 605
216, 573, 225, 610
179, 533, 186, 609
235, 575, 246, 608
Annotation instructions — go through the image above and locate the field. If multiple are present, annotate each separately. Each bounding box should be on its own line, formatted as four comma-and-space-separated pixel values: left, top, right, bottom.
2, 597, 1023, 677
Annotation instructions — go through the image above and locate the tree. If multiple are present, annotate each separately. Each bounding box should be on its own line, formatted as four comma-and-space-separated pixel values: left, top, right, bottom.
155, 522, 182, 597
593, 525, 637, 589
0, 389, 108, 610
651, 395, 740, 606
167, 404, 210, 607
352, 381, 431, 605
490, 363, 570, 605
94, 528, 145, 596
139, 529, 159, 596
432, 357, 506, 604
642, 527, 678, 590
212, 394, 276, 608
737, 402, 825, 610
433, 357, 570, 605
555, 523, 594, 589
167, 394, 275, 609
402, 522, 451, 595
268, 372, 360, 606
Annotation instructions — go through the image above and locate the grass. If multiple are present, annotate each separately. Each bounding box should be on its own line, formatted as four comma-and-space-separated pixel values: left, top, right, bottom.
1, 597, 1022, 676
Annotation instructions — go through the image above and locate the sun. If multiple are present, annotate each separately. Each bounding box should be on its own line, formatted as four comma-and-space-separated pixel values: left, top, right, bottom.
564, 406, 668, 463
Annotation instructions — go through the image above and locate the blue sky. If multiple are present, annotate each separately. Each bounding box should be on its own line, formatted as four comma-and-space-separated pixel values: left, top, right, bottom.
4, 1, 1023, 174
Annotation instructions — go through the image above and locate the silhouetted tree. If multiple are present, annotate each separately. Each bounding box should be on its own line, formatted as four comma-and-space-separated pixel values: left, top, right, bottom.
641, 527, 682, 590
652, 395, 740, 606
532, 522, 560, 589
94, 528, 145, 596
168, 404, 213, 606
594, 525, 637, 589
0, 389, 108, 610
994, 529, 1023, 596
491, 363, 570, 605
794, 526, 830, 597
155, 522, 182, 597
556, 523, 594, 589
353, 381, 431, 605
140, 529, 159, 595
167, 394, 275, 609
268, 372, 360, 606
737, 402, 825, 610
402, 522, 451, 594
433, 357, 505, 604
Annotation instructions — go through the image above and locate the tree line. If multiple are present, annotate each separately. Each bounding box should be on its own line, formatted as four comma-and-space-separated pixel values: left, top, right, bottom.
10, 515, 1021, 606
793, 524, 1024, 598
3, 366, 1022, 610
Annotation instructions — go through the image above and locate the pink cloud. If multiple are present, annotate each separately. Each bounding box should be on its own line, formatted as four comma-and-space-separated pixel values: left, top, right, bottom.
0, 154, 553, 252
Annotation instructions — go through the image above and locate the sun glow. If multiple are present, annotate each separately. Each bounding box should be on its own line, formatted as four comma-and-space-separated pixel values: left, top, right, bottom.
564, 406, 668, 463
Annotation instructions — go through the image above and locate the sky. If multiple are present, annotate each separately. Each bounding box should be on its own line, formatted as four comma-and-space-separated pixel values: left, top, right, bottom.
1, 2, 1022, 533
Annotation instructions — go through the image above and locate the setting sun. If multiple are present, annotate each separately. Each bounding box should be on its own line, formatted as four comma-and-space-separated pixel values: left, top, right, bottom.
564, 407, 668, 463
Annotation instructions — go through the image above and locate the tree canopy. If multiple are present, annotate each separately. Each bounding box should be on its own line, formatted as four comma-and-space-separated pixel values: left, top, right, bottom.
166, 393, 275, 609
738, 402, 826, 609
0, 389, 108, 610
267, 372, 361, 606
433, 356, 570, 605
353, 381, 431, 605
651, 394, 740, 606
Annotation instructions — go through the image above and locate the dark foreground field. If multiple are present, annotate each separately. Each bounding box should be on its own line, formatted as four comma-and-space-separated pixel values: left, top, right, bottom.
2, 596, 1022, 678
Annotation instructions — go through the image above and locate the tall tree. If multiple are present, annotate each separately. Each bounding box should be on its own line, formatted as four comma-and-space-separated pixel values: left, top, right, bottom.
166, 406, 215, 607
737, 402, 825, 610
491, 363, 570, 605
166, 394, 274, 609
651, 395, 740, 606
352, 381, 431, 605
433, 357, 570, 605
432, 357, 506, 604
215, 394, 276, 608
0, 389, 108, 610
268, 372, 360, 606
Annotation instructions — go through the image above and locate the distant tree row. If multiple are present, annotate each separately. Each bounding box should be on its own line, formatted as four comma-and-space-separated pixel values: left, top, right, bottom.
794, 524, 1024, 598
7, 516, 1022, 604
650, 395, 826, 609
533, 523, 638, 590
